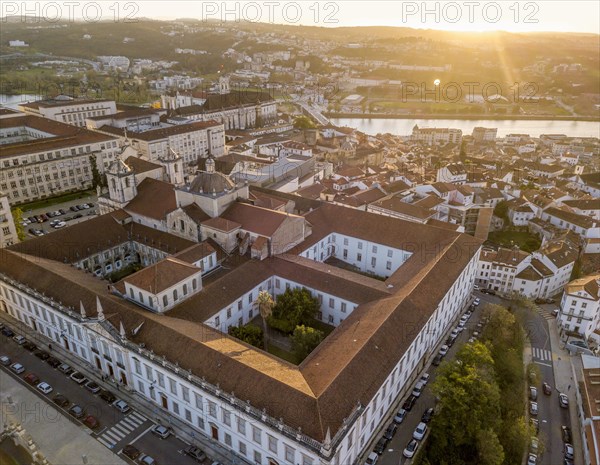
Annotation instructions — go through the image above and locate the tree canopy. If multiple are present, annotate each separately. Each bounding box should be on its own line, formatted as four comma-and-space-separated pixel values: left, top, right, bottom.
291, 325, 324, 360
268, 287, 319, 334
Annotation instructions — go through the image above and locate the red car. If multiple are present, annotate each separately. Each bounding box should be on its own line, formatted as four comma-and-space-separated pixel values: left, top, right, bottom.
83, 415, 99, 429
24, 373, 40, 385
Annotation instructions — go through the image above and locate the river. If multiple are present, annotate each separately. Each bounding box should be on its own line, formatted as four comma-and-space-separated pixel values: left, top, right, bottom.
1, 94, 44, 108
329, 117, 600, 138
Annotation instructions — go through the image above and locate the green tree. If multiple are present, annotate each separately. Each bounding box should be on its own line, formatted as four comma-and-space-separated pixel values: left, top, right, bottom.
256, 290, 275, 351
89, 155, 104, 189
228, 325, 263, 348
493, 200, 509, 222
268, 287, 320, 334
476, 429, 505, 465
291, 325, 324, 360
11, 208, 26, 241
293, 115, 316, 129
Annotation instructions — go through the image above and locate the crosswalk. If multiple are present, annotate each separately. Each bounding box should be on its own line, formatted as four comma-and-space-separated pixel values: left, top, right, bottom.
532, 347, 552, 362
97, 411, 148, 448
537, 308, 555, 321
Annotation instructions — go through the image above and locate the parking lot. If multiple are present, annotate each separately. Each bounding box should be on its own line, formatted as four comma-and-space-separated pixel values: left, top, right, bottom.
1, 321, 216, 465
18, 194, 98, 238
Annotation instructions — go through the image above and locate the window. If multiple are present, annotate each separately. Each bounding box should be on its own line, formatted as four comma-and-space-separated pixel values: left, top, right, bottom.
144, 364, 153, 380
197, 416, 205, 430
223, 409, 231, 426
239, 442, 247, 456
192, 279, 197, 290
133, 358, 141, 375
268, 435, 277, 453
371, 257, 376, 267
329, 298, 334, 308
194, 392, 203, 410
285, 444, 295, 462
208, 401, 217, 418
254, 451, 261, 463
173, 289, 178, 301
343, 238, 349, 246
357, 253, 362, 261
341, 302, 347, 313
168, 378, 177, 395
215, 316, 220, 328
181, 386, 190, 402
172, 401, 179, 415
386, 261, 392, 270
183, 284, 188, 295
372, 245, 377, 253
185, 409, 192, 422
252, 425, 262, 444
387, 249, 393, 258
163, 295, 168, 307
157, 372, 165, 388
358, 242, 363, 250
224, 433, 232, 446
237, 417, 246, 435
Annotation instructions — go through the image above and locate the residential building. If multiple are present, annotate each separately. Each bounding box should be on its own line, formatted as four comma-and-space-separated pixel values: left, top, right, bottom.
472, 127, 497, 143
558, 274, 600, 340
411, 125, 462, 146
436, 163, 467, 184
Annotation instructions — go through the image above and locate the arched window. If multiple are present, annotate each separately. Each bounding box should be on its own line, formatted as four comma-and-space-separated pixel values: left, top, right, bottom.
138, 292, 144, 304
183, 284, 188, 296
163, 295, 168, 307
125, 178, 130, 188
192, 279, 197, 290
173, 289, 178, 301
111, 178, 116, 190
129, 288, 134, 299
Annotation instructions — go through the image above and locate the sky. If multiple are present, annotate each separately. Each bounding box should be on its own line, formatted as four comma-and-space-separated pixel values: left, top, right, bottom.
7, 1, 600, 34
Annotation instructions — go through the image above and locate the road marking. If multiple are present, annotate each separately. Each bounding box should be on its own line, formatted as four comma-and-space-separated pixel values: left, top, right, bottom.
129, 424, 154, 445
97, 437, 114, 448
534, 361, 553, 368
532, 347, 552, 362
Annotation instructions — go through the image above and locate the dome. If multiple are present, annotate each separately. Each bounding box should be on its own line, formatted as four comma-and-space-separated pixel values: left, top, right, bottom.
188, 170, 235, 196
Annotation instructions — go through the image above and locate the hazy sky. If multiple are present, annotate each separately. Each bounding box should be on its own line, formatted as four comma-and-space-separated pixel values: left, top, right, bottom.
10, 1, 600, 33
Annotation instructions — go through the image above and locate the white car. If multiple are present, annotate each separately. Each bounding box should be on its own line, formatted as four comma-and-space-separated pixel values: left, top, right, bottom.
473, 298, 481, 306
420, 373, 430, 385
450, 328, 460, 338
527, 453, 537, 465
413, 422, 427, 440
13, 335, 26, 345
439, 345, 449, 356
403, 439, 419, 458
139, 455, 156, 465
10, 362, 25, 374
393, 408, 407, 424
54, 221, 67, 229
151, 424, 171, 439
364, 452, 379, 465
113, 399, 131, 413
37, 382, 53, 394
473, 284, 480, 290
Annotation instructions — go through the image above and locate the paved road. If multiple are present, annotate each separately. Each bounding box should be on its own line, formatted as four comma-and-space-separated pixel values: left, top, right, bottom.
476, 292, 572, 465
0, 326, 209, 465
376, 299, 483, 465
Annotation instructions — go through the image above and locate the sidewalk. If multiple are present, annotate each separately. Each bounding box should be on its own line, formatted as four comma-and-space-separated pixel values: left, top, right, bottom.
546, 316, 584, 465
0, 312, 252, 465
1, 371, 128, 465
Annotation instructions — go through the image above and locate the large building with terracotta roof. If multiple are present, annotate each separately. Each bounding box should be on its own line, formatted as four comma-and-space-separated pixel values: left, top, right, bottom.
559, 274, 600, 340
0, 201, 482, 465
0, 110, 121, 204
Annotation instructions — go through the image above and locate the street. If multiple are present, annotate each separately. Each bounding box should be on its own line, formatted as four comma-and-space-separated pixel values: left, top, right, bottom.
0, 325, 211, 465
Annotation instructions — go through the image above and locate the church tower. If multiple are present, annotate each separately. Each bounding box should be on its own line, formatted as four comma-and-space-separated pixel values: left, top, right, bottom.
218, 75, 230, 95
106, 157, 137, 205
159, 147, 185, 186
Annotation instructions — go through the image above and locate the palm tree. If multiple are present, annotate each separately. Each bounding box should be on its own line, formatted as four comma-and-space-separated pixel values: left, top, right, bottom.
256, 290, 275, 351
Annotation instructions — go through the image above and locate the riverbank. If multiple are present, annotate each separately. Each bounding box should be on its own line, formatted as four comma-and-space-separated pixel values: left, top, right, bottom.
325, 112, 600, 122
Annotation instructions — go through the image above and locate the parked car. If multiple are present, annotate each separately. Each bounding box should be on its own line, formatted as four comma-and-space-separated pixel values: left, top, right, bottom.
561, 426, 572, 443
33, 350, 50, 361
58, 363, 73, 375
383, 423, 397, 441
183, 446, 207, 462
450, 328, 460, 338
99, 389, 116, 403
24, 373, 40, 385
402, 395, 417, 411
421, 407, 434, 423
364, 452, 379, 465
403, 439, 419, 458
139, 455, 157, 465
559, 393, 569, 408
70, 206, 79, 212
412, 381, 425, 397
122, 445, 141, 460
413, 422, 427, 440
393, 408, 407, 424
529, 401, 538, 416
37, 382, 53, 394
59, 209, 67, 215
529, 386, 538, 401
113, 399, 131, 413
530, 437, 539, 454
23, 342, 37, 351
10, 362, 25, 374
13, 335, 26, 345
46, 357, 61, 368
439, 345, 449, 356
527, 453, 537, 465
373, 437, 388, 455
481, 289, 496, 295
52, 393, 70, 407
564, 443, 574, 460
420, 373, 430, 385
54, 221, 67, 229
151, 425, 171, 439
69, 404, 85, 418
83, 415, 99, 429
432, 354, 443, 366
70, 371, 87, 384
0, 355, 11, 366
473, 298, 481, 305
1, 327, 14, 337
85, 381, 101, 394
